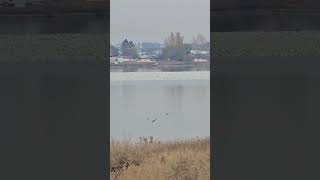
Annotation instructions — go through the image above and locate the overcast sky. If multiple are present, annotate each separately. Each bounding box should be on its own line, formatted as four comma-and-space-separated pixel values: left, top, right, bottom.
111, 0, 210, 44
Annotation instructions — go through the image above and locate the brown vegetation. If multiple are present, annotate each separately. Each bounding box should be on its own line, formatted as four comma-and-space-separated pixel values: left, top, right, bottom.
110, 136, 210, 180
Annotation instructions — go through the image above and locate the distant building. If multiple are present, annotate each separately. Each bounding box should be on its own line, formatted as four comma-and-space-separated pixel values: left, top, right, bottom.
110, 57, 118, 64
115, 57, 137, 63
190, 50, 209, 55
193, 58, 208, 63
142, 42, 160, 50
137, 49, 143, 57
137, 58, 157, 63
139, 42, 161, 58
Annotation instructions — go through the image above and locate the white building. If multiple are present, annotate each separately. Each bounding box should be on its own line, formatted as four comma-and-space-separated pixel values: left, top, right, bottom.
110, 57, 118, 63
116, 57, 137, 63
193, 58, 208, 63
190, 50, 210, 55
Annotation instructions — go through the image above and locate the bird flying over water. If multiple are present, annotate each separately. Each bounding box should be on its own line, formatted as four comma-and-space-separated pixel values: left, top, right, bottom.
152, 118, 157, 123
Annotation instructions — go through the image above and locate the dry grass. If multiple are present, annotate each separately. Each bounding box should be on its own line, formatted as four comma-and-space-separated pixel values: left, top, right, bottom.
110, 136, 210, 180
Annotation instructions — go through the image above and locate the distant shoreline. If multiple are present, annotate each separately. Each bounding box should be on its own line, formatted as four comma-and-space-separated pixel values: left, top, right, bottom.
110, 61, 210, 72
111, 71, 210, 81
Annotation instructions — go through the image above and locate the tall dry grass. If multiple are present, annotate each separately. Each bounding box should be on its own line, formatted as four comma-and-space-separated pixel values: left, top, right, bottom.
110, 136, 210, 180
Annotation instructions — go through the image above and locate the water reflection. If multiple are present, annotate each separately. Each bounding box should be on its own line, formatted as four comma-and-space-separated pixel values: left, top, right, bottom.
163, 85, 184, 112
110, 80, 210, 141
110, 63, 210, 72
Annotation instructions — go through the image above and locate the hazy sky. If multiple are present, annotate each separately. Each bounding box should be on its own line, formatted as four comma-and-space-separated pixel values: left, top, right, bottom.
111, 0, 210, 44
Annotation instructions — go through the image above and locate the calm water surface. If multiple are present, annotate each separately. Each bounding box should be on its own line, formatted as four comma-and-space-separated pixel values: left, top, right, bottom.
111, 79, 210, 141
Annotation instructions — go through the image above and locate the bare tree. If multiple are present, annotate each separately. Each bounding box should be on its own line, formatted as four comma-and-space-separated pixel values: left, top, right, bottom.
161, 32, 191, 61
192, 34, 208, 50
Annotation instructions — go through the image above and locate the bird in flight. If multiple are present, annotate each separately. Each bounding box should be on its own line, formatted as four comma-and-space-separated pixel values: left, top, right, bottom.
152, 118, 157, 123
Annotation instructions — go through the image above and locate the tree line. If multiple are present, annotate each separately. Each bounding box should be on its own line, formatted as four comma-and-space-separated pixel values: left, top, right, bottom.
110, 32, 209, 61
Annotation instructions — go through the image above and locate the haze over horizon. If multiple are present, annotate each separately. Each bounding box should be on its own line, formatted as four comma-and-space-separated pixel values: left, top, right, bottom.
111, 0, 210, 44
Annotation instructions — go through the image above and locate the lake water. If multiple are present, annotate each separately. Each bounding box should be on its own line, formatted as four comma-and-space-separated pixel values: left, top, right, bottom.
111, 73, 210, 141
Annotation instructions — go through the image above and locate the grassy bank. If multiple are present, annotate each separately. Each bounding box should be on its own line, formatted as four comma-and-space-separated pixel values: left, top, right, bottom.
110, 137, 210, 180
